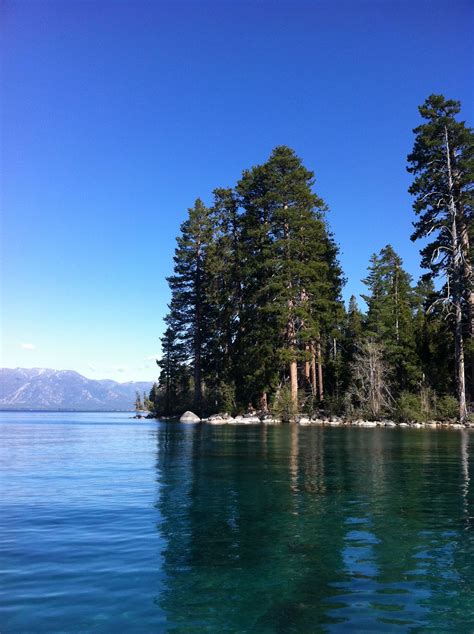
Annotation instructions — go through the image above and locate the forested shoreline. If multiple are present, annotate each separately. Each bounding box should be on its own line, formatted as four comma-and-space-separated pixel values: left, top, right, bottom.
147, 95, 473, 424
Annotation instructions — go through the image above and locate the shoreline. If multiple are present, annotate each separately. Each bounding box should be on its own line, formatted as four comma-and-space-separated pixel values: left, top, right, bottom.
153, 412, 474, 429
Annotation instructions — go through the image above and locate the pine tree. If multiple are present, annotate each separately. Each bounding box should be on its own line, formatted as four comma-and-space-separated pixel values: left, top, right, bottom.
347, 295, 363, 344
135, 391, 142, 412
362, 245, 420, 391
156, 322, 190, 415
408, 94, 473, 420
166, 199, 213, 414
201, 188, 241, 411
236, 146, 344, 409
413, 278, 454, 395
235, 157, 283, 409
339, 295, 364, 397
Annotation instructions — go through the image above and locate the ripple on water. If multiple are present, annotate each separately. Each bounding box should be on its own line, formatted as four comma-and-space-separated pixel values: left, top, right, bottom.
1, 414, 473, 632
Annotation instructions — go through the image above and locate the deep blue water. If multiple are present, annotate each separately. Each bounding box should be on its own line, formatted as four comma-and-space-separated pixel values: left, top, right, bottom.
1, 412, 473, 632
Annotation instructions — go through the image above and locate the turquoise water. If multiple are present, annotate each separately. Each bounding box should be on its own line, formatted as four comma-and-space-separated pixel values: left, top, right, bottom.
1, 413, 473, 632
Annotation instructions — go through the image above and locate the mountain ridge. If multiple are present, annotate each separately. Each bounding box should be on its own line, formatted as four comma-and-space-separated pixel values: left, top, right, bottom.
0, 368, 153, 411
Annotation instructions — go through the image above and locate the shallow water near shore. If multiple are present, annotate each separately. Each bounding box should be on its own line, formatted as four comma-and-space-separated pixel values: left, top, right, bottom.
1, 412, 473, 632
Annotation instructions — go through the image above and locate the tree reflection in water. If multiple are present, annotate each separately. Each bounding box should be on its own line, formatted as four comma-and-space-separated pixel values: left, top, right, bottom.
154, 424, 473, 632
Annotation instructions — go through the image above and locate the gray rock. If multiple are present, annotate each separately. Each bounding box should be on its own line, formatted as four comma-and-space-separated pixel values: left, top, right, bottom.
298, 417, 311, 425
208, 414, 235, 424
240, 415, 261, 423
180, 411, 201, 423
261, 415, 280, 424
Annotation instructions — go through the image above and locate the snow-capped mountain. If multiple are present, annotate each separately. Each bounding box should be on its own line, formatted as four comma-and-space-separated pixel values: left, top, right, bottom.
0, 368, 153, 411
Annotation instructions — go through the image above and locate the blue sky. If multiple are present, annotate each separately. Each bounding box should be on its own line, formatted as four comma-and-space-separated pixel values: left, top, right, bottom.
2, 0, 473, 382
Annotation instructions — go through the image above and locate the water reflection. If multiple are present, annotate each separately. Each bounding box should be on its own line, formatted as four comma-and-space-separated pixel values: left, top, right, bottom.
155, 425, 473, 632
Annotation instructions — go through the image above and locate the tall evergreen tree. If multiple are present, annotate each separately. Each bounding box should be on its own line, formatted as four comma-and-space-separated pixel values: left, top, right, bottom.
339, 295, 364, 395
166, 199, 213, 414
408, 94, 473, 420
346, 295, 363, 344
413, 278, 454, 395
201, 188, 241, 411
362, 245, 420, 391
236, 146, 344, 408
156, 321, 190, 415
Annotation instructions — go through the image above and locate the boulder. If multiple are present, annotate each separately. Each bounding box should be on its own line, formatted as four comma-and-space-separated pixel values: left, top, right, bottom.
298, 417, 311, 425
208, 413, 235, 424
241, 415, 261, 424
261, 416, 280, 424
180, 411, 201, 423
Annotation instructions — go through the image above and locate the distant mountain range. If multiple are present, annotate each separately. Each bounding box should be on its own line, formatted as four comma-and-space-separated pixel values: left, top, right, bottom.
0, 368, 153, 411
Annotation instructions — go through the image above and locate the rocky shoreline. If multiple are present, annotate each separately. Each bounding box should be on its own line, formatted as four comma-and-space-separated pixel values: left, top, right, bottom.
178, 411, 473, 429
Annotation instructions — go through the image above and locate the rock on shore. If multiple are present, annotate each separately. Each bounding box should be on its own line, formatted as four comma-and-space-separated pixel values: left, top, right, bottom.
180, 411, 201, 423
177, 410, 472, 429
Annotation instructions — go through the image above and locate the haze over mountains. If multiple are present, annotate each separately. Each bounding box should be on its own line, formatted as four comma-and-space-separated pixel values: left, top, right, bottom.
0, 368, 153, 411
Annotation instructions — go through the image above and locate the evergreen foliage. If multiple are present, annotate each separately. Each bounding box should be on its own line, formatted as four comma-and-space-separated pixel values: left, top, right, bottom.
147, 103, 472, 422
362, 245, 420, 391
407, 94, 473, 420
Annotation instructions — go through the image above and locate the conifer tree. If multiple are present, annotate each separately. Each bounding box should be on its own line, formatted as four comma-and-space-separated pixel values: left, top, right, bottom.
166, 199, 213, 414
362, 245, 420, 391
339, 295, 364, 394
408, 94, 473, 420
413, 278, 454, 395
202, 188, 241, 410
156, 322, 190, 415
135, 391, 142, 412
235, 158, 282, 409
347, 295, 363, 344
236, 146, 344, 408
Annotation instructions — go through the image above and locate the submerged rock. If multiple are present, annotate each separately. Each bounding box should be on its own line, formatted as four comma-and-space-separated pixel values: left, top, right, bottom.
180, 411, 201, 423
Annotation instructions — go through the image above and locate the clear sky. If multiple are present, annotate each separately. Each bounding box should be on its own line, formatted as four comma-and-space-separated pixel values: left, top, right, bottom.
1, 0, 473, 382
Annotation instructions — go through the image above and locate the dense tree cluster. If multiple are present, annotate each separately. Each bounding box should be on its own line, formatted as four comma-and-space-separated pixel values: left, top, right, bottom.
149, 95, 472, 422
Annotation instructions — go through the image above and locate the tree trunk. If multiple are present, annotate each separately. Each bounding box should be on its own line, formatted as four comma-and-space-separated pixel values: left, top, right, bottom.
458, 214, 473, 401
310, 342, 317, 396
194, 265, 203, 413
290, 360, 298, 408
317, 339, 324, 402
165, 354, 171, 415
446, 127, 468, 421
284, 213, 298, 409
304, 345, 311, 384
259, 392, 268, 412
194, 337, 202, 413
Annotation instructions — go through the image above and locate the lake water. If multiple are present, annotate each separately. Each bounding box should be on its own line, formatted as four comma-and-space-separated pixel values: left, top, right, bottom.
1, 412, 473, 632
